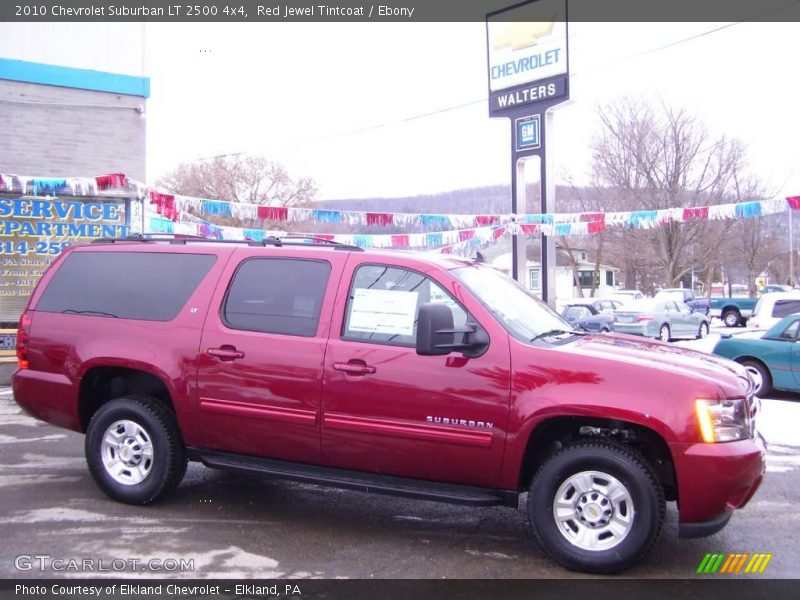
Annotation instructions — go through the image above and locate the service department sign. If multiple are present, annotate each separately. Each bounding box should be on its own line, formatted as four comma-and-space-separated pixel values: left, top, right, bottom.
487, 0, 568, 116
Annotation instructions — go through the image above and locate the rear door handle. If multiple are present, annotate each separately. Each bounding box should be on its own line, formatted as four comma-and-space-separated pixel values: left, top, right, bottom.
333, 361, 376, 376
206, 346, 245, 361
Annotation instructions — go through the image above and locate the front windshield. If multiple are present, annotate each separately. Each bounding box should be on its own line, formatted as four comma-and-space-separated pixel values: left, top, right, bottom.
452, 266, 574, 343
618, 298, 660, 312
656, 290, 683, 301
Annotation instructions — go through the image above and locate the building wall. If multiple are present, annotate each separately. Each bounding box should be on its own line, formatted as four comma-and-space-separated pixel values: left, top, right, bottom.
0, 23, 147, 179
0, 79, 145, 179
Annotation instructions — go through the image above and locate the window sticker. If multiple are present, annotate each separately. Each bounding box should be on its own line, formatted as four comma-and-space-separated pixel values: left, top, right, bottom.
348, 288, 419, 335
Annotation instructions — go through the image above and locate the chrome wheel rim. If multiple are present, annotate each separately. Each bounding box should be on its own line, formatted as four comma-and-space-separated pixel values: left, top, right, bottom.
552, 470, 635, 551
659, 326, 669, 342
700, 324, 708, 338
100, 419, 154, 485
724, 313, 737, 327
744, 365, 763, 396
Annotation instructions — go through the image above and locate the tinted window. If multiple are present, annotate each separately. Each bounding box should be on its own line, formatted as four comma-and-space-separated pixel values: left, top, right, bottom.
343, 265, 467, 346
36, 251, 216, 321
224, 258, 330, 337
564, 306, 592, 321
772, 300, 800, 318
779, 320, 800, 340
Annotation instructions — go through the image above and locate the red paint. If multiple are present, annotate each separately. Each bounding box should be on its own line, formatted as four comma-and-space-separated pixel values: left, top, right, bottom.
13, 242, 764, 533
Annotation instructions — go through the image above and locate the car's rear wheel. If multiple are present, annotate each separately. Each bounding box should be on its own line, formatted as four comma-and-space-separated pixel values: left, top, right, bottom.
696, 322, 709, 339
740, 360, 772, 397
528, 441, 665, 574
85, 395, 187, 505
658, 324, 670, 342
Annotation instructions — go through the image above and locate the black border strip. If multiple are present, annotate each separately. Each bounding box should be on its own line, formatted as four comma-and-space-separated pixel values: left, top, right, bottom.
2, 0, 800, 22
1, 579, 799, 600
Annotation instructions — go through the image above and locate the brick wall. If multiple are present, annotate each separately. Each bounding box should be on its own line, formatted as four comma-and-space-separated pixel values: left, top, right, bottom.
0, 79, 145, 180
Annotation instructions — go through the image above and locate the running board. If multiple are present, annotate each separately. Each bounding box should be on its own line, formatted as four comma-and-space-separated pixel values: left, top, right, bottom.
189, 448, 518, 508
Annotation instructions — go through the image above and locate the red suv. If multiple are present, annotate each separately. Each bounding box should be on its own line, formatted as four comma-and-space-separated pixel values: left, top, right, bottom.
13, 236, 765, 574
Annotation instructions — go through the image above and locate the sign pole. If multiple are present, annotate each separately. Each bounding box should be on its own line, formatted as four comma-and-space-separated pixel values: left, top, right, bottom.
486, 0, 569, 305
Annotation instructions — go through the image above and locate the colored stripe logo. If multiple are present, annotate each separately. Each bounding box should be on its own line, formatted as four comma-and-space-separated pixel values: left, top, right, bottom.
697, 553, 772, 574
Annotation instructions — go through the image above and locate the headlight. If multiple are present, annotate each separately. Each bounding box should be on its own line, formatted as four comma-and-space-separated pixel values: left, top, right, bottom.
695, 399, 751, 442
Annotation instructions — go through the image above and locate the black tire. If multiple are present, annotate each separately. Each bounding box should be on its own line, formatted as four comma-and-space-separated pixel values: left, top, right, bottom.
722, 309, 741, 328
85, 394, 187, 505
658, 324, 671, 342
528, 441, 665, 574
696, 321, 709, 340
600, 327, 610, 333
740, 360, 772, 397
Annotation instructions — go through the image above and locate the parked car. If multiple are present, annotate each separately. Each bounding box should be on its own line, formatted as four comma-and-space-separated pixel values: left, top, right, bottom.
13, 236, 764, 575
605, 289, 645, 303
654, 288, 710, 315
709, 296, 757, 327
713, 314, 800, 396
748, 291, 800, 330
561, 299, 622, 333
613, 298, 710, 341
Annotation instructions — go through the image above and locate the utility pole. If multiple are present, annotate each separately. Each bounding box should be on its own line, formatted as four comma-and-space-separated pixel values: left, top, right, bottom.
790, 210, 795, 287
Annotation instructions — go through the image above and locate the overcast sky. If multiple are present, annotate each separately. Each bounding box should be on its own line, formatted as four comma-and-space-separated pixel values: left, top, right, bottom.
143, 22, 800, 202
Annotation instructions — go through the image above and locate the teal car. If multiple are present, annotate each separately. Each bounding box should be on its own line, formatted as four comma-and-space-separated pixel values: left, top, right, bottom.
712, 314, 800, 396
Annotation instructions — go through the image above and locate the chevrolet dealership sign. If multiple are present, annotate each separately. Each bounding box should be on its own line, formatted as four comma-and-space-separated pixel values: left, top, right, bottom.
486, 0, 568, 116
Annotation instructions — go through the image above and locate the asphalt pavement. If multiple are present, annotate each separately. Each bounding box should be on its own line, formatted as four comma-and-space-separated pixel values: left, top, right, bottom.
0, 377, 798, 579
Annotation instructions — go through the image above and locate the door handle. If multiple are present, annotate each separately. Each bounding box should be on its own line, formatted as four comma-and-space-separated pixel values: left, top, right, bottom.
333, 361, 376, 376
206, 346, 245, 361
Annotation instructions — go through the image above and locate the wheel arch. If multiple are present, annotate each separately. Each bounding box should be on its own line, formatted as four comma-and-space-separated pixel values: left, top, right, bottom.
78, 365, 175, 432
517, 415, 678, 503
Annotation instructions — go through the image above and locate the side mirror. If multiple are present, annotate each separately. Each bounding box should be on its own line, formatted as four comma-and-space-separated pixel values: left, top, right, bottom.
416, 303, 489, 358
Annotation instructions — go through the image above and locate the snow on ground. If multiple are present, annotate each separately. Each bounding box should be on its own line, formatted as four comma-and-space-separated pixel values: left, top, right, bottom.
756, 398, 800, 448
674, 328, 799, 448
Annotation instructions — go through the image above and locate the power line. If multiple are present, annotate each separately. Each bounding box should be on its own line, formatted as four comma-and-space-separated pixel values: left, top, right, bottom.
189, 8, 800, 162
302, 15, 794, 144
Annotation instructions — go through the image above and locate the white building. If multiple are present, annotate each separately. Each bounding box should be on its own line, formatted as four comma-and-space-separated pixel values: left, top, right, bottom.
492, 248, 620, 301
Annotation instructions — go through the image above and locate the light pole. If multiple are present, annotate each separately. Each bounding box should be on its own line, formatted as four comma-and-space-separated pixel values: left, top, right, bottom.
790, 210, 795, 287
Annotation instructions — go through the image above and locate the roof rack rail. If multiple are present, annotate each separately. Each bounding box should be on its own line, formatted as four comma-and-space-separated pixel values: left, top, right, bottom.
91, 233, 364, 251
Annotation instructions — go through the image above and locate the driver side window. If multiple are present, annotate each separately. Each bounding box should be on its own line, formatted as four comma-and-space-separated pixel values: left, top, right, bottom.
342, 264, 468, 347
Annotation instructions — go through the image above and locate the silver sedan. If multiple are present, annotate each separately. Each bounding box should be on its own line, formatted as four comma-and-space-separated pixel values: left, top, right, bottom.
613, 299, 710, 342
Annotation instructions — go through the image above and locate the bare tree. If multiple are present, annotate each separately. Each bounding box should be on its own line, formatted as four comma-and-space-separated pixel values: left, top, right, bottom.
557, 182, 612, 297
591, 97, 749, 289
156, 155, 316, 206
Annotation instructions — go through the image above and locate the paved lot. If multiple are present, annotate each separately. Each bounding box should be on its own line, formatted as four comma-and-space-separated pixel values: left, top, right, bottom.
0, 381, 797, 580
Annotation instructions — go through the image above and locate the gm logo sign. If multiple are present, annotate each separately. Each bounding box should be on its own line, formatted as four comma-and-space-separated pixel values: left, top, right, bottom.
697, 552, 773, 574
515, 115, 541, 151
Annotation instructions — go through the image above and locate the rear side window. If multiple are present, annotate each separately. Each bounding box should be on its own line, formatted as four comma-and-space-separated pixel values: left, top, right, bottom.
36, 252, 216, 321
223, 258, 331, 337
772, 300, 800, 318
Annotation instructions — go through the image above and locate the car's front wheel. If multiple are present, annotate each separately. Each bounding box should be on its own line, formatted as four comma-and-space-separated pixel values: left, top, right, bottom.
696, 322, 709, 339
85, 395, 187, 505
528, 442, 665, 574
740, 360, 772, 397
